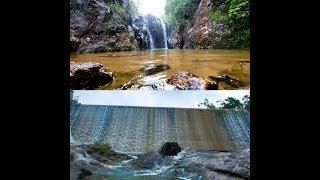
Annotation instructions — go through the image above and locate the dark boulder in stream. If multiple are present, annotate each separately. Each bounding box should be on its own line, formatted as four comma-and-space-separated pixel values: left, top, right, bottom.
167, 71, 218, 90
139, 64, 171, 75
160, 142, 182, 156
209, 74, 246, 89
132, 151, 162, 169
70, 62, 113, 89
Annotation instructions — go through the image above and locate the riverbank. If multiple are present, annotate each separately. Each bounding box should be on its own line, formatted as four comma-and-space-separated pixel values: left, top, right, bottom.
70, 143, 250, 180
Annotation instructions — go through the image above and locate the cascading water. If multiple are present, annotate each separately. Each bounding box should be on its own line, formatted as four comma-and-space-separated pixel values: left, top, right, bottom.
71, 105, 250, 153
143, 17, 154, 50
160, 19, 168, 49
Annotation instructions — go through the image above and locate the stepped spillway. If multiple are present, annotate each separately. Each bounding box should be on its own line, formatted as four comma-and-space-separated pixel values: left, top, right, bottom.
71, 105, 250, 153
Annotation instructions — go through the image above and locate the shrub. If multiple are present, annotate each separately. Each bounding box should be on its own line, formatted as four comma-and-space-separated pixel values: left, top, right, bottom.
90, 142, 116, 156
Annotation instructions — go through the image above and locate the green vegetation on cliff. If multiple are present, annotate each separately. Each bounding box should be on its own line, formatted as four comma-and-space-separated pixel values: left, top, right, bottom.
164, 0, 200, 30
210, 0, 250, 49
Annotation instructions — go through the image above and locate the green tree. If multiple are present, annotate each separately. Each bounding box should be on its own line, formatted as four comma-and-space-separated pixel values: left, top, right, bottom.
219, 97, 243, 109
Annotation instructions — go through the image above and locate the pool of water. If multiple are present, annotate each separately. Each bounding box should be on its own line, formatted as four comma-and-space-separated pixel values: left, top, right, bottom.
70, 49, 250, 90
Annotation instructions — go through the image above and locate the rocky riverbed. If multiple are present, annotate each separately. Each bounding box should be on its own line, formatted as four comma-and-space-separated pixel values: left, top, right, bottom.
70, 142, 250, 180
70, 51, 250, 90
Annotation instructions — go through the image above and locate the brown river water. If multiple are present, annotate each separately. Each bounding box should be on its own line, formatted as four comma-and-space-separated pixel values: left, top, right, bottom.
70, 49, 250, 90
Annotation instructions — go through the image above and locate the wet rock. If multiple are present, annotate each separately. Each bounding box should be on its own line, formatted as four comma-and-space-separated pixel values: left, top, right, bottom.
209, 75, 245, 89
167, 71, 218, 90
70, 144, 109, 179
157, 149, 250, 179
70, 62, 113, 89
160, 142, 182, 156
132, 151, 162, 169
70, 166, 93, 180
139, 64, 171, 75
204, 170, 243, 180
132, 15, 150, 50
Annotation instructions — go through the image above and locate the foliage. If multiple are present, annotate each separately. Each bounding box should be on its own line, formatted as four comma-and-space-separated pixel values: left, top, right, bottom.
90, 142, 116, 156
164, 0, 200, 30
210, 0, 250, 49
198, 98, 216, 108
219, 97, 243, 109
199, 95, 250, 110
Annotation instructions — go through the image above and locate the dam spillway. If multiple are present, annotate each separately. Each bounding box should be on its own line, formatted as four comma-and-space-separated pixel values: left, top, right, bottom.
71, 105, 250, 153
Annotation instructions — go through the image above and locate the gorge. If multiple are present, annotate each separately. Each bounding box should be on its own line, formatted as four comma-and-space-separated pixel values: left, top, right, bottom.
70, 0, 249, 53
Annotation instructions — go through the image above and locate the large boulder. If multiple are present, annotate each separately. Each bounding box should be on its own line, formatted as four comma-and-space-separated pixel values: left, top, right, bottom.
70, 166, 93, 180
209, 75, 246, 89
167, 71, 218, 90
162, 149, 250, 179
132, 151, 162, 169
159, 142, 182, 156
70, 62, 113, 89
139, 64, 171, 76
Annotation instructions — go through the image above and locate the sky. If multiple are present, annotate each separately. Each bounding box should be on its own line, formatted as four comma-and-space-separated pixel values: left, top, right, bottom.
73, 90, 250, 108
132, 0, 166, 18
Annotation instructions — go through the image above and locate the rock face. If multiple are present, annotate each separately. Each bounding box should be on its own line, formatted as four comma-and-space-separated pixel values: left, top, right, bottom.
70, 0, 150, 53
70, 62, 113, 89
132, 15, 152, 50
159, 142, 182, 156
166, 71, 218, 90
167, 0, 232, 49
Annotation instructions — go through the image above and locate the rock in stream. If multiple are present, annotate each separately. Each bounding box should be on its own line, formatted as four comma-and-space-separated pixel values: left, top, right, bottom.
70, 62, 113, 90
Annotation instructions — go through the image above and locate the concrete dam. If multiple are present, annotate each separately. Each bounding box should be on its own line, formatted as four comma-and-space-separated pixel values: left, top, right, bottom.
71, 105, 250, 153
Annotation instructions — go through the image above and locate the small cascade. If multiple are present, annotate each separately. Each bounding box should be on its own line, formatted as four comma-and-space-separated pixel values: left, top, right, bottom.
160, 19, 168, 49
143, 17, 154, 50
71, 105, 250, 153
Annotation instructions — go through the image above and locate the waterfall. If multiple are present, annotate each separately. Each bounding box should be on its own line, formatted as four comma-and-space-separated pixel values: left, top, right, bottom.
71, 105, 250, 153
160, 19, 168, 49
143, 17, 154, 50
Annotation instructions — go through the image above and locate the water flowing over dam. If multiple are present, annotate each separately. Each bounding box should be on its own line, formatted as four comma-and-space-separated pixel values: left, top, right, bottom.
71, 105, 250, 153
